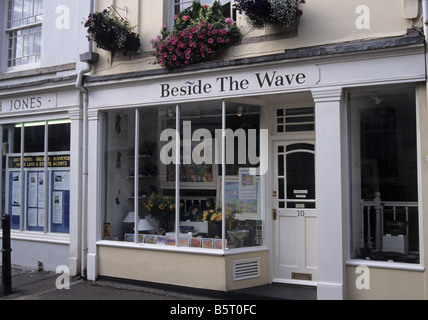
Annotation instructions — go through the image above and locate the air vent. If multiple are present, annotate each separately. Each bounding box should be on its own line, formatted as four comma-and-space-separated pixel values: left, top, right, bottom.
232, 258, 261, 281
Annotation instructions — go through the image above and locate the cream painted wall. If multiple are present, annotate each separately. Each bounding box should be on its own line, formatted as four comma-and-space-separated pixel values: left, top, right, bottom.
90, 0, 418, 76
346, 266, 426, 300
98, 245, 269, 291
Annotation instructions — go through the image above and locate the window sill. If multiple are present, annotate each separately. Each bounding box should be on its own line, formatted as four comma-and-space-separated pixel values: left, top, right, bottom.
346, 259, 424, 272
1, 63, 76, 80
97, 240, 267, 256
0, 230, 70, 245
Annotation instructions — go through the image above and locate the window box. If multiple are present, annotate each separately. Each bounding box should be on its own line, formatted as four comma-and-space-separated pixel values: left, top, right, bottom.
151, 1, 241, 70
83, 7, 141, 54
235, 0, 304, 29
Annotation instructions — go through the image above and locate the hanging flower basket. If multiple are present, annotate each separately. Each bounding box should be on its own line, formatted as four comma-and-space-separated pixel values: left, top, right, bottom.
150, 1, 241, 70
83, 8, 141, 54
235, 0, 305, 29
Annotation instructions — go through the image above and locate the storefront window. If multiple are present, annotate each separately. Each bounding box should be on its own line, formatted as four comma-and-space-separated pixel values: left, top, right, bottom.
2, 120, 71, 233
102, 107, 176, 243
349, 87, 420, 264
102, 101, 264, 251
224, 103, 262, 249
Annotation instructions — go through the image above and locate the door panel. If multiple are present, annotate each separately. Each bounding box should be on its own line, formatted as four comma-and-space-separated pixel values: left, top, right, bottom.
273, 141, 317, 284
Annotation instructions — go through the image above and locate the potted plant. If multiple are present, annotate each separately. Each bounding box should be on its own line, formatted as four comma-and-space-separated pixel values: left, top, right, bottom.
202, 203, 243, 238
83, 8, 141, 54
150, 0, 241, 70
235, 0, 305, 29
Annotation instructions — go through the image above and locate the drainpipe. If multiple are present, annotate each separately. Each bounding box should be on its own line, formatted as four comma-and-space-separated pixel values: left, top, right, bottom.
423, 0, 428, 39
76, 0, 98, 279
423, 0, 428, 91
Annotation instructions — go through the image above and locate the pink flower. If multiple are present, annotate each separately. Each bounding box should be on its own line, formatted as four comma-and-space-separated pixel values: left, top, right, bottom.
208, 38, 214, 44
225, 18, 235, 26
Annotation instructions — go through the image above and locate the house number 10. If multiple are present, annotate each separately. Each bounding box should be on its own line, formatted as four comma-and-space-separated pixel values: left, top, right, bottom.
297, 210, 305, 217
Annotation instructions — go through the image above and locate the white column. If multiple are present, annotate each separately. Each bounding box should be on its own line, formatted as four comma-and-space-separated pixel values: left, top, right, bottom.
68, 108, 82, 277
312, 87, 344, 300
86, 109, 100, 281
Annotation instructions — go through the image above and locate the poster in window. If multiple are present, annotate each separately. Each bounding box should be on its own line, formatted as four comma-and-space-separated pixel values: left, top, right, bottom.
28, 172, 38, 208
219, 176, 261, 219
239, 168, 257, 200
28, 208, 38, 227
53, 171, 70, 191
12, 172, 20, 205
52, 191, 63, 224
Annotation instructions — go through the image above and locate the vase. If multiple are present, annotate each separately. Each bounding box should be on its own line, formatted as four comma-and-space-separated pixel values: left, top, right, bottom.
158, 220, 173, 235
208, 223, 222, 238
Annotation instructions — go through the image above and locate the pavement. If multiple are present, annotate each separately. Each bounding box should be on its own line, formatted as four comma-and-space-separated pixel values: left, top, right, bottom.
0, 266, 317, 302
0, 266, 219, 301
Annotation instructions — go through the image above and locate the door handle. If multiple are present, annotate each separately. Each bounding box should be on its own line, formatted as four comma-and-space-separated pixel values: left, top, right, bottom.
272, 209, 277, 221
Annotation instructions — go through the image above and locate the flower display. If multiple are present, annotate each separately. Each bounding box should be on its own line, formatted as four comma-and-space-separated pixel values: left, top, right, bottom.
150, 1, 241, 70
202, 203, 247, 226
83, 8, 140, 53
203, 207, 223, 224
235, 0, 305, 29
144, 193, 176, 232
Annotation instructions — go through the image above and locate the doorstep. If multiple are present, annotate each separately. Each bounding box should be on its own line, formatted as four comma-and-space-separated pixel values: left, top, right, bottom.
229, 283, 317, 300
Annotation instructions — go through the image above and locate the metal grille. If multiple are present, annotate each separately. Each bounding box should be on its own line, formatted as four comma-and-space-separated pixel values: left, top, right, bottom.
232, 258, 261, 281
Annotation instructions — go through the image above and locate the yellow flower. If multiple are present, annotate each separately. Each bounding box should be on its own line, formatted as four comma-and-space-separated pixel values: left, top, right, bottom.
159, 205, 164, 210
203, 211, 209, 221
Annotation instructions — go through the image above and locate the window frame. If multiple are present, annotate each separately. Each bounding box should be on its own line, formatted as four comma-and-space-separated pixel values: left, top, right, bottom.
345, 85, 424, 271
5, 0, 43, 70
1, 119, 71, 235
100, 100, 267, 254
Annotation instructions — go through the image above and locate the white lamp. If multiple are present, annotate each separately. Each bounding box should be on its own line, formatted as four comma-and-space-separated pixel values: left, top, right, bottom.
123, 212, 135, 223
137, 219, 154, 232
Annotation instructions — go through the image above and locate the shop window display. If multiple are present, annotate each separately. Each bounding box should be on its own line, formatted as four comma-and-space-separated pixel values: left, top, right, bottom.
349, 87, 420, 264
102, 102, 263, 250
1, 120, 71, 233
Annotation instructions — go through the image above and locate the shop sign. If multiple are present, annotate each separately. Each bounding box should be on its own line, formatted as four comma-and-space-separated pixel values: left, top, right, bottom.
0, 94, 57, 114
10, 154, 70, 168
158, 65, 319, 99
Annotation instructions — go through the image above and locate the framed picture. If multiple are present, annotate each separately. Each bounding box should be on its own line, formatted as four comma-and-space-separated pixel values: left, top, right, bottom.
160, 140, 217, 189
217, 173, 261, 220
202, 238, 213, 249
103, 223, 111, 239
191, 237, 202, 248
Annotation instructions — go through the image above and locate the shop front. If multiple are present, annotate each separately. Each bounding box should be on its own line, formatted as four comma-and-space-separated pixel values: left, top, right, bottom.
0, 85, 82, 274
84, 33, 427, 299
